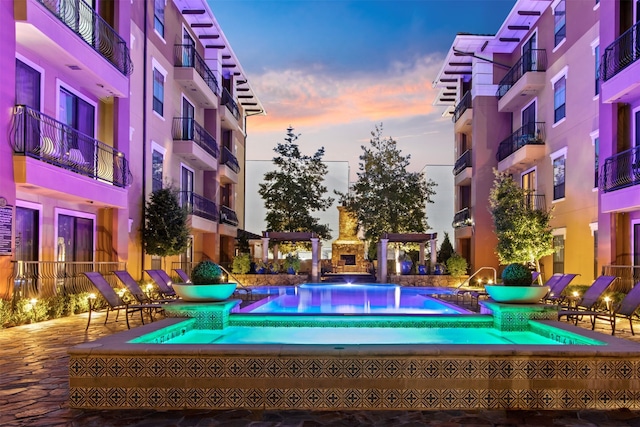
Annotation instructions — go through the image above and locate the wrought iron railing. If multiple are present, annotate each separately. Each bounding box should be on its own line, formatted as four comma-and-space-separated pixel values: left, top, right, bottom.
219, 205, 239, 226
11, 105, 132, 187
452, 207, 472, 228
452, 91, 472, 123
496, 122, 546, 162
178, 191, 219, 222
221, 146, 240, 173
496, 49, 547, 99
523, 191, 546, 211
174, 44, 220, 96
601, 20, 640, 81
453, 149, 472, 176
172, 117, 219, 159
222, 87, 240, 121
602, 265, 640, 293
10, 261, 126, 299
37, 0, 132, 75
600, 145, 640, 192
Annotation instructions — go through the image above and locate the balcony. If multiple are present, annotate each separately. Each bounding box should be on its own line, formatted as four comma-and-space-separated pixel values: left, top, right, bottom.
600, 146, 640, 213
601, 21, 640, 103
14, 0, 131, 98
172, 118, 219, 170
174, 44, 220, 108
497, 49, 547, 112
453, 207, 472, 239
496, 122, 546, 173
452, 92, 472, 133
220, 88, 242, 132
219, 205, 239, 227
523, 192, 546, 211
179, 191, 219, 232
11, 105, 130, 208
219, 146, 240, 184
453, 149, 472, 186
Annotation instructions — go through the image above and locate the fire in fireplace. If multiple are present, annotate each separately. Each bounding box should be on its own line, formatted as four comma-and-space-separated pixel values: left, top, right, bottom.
340, 254, 356, 266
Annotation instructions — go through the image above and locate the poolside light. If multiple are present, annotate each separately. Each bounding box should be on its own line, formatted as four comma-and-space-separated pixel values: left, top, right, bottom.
88, 293, 97, 300
487, 279, 494, 285
573, 291, 579, 298
25, 298, 37, 312
146, 283, 154, 292
604, 296, 611, 311
117, 288, 126, 298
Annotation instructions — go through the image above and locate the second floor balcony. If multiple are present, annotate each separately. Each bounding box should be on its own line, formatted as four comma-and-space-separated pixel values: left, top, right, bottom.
172, 117, 219, 170
600, 146, 640, 213
220, 146, 240, 184
497, 49, 547, 112
452, 207, 472, 229
179, 191, 219, 232
11, 105, 131, 207
522, 192, 546, 211
496, 122, 546, 173
222, 88, 241, 122
219, 205, 239, 227
601, 20, 640, 103
453, 149, 472, 187
174, 44, 220, 108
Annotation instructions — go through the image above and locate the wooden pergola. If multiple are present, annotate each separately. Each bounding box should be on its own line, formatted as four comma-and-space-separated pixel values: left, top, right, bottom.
261, 232, 322, 282
377, 232, 438, 283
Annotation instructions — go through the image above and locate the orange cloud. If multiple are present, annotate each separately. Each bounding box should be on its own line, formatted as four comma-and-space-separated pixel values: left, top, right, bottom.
247, 54, 445, 133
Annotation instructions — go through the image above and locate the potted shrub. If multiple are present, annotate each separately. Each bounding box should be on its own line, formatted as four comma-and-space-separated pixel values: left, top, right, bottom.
283, 253, 301, 274
232, 253, 251, 275
399, 253, 412, 275
485, 263, 549, 304
446, 253, 468, 280
173, 260, 237, 302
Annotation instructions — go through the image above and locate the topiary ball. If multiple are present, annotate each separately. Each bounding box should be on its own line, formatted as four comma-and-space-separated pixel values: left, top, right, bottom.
501, 263, 532, 286
191, 260, 223, 285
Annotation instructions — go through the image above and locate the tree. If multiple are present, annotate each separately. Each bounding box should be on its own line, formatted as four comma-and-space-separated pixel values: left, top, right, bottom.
339, 124, 436, 248
488, 169, 554, 274
437, 232, 454, 264
142, 187, 190, 259
258, 126, 334, 243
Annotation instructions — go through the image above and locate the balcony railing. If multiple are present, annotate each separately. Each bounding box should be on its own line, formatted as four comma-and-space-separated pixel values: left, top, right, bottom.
219, 205, 239, 227
601, 20, 640, 81
179, 191, 219, 222
38, 0, 132, 75
523, 191, 546, 211
221, 146, 240, 173
453, 149, 472, 176
600, 145, 640, 192
172, 117, 219, 159
452, 91, 472, 123
602, 265, 640, 293
496, 122, 545, 162
222, 88, 240, 121
11, 105, 132, 187
174, 44, 220, 96
10, 261, 126, 299
496, 49, 547, 99
452, 207, 472, 228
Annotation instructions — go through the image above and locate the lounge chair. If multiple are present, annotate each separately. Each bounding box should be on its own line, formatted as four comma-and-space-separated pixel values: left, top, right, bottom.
544, 273, 579, 304
587, 281, 640, 335
113, 270, 175, 304
174, 268, 191, 283
83, 271, 158, 330
558, 275, 618, 323
144, 269, 177, 298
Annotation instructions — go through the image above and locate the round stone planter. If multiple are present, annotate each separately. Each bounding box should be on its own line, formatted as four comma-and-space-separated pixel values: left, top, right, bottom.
484, 285, 550, 304
173, 283, 237, 302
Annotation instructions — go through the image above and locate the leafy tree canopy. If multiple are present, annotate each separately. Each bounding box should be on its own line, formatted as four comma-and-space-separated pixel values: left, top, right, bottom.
339, 124, 436, 246
488, 169, 554, 269
143, 187, 190, 257
258, 126, 334, 243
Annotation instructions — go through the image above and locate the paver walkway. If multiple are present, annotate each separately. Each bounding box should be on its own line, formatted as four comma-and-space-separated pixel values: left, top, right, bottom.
2, 307, 640, 426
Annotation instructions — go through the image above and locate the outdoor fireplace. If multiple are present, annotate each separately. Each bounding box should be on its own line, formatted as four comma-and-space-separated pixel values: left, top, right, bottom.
340, 254, 356, 266
331, 206, 365, 272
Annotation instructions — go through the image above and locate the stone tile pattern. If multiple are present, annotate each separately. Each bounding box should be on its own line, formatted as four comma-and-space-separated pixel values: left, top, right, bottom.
69, 353, 640, 410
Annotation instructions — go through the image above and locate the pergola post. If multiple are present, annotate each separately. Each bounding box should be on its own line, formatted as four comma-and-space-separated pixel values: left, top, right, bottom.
261, 237, 269, 263
311, 237, 320, 282
379, 238, 389, 283
419, 242, 425, 265
430, 237, 437, 273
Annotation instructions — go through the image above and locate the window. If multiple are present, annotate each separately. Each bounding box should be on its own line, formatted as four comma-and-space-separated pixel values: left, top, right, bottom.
153, 68, 164, 116
594, 45, 600, 95
16, 59, 41, 110
553, 234, 565, 274
593, 229, 598, 280
154, 0, 165, 38
553, 0, 566, 47
553, 76, 566, 123
57, 213, 94, 262
553, 155, 566, 200
634, 222, 640, 267
16, 206, 39, 262
152, 149, 163, 192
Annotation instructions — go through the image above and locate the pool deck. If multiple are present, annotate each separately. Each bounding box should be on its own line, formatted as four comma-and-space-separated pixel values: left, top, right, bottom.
2, 308, 640, 425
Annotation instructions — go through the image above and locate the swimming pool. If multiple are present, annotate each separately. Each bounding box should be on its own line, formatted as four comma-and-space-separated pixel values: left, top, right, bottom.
235, 283, 464, 314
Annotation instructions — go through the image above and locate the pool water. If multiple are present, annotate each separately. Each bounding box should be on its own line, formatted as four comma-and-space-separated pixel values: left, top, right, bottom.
236, 283, 465, 315
154, 325, 569, 345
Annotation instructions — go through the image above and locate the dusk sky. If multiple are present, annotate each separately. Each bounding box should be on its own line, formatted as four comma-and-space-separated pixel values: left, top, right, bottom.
211, 0, 516, 180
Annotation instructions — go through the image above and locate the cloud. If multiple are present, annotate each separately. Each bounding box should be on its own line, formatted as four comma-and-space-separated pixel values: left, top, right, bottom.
247, 53, 446, 133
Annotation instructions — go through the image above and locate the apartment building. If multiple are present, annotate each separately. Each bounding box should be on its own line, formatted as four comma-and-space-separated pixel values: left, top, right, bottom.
1, 0, 262, 298
598, 0, 640, 286
434, 0, 599, 282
